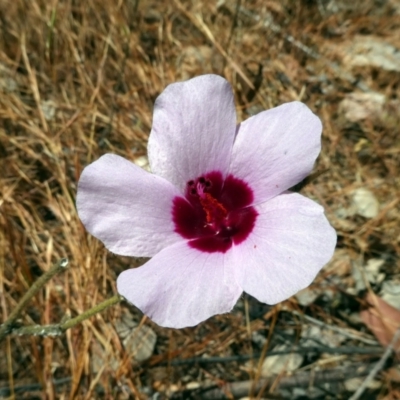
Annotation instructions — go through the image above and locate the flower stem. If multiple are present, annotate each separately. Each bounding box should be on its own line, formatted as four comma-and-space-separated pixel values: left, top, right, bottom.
0, 258, 69, 343
60, 294, 122, 331
10, 295, 122, 337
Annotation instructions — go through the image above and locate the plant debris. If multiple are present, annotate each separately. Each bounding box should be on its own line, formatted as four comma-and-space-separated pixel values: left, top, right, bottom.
1, 0, 399, 399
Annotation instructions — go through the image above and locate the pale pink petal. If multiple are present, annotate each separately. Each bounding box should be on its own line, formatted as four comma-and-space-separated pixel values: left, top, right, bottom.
148, 75, 237, 191
229, 102, 322, 204
231, 192, 336, 303
117, 241, 242, 328
77, 154, 183, 257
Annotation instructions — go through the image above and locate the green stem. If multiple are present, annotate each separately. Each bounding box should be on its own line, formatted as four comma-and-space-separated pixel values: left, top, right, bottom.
10, 295, 122, 337
61, 294, 122, 331
0, 259, 68, 343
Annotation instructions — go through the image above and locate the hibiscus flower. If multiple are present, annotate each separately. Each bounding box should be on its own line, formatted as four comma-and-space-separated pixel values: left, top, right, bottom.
77, 74, 336, 328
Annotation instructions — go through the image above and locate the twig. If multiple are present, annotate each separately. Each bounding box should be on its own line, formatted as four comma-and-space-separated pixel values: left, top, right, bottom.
0, 377, 72, 397
172, 363, 372, 399
292, 311, 378, 346
0, 258, 68, 343
349, 327, 400, 400
10, 294, 122, 337
0, 362, 375, 398
155, 345, 383, 366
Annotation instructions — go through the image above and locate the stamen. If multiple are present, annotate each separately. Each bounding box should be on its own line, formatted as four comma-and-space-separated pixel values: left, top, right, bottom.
196, 182, 205, 197
189, 175, 229, 233
199, 193, 227, 225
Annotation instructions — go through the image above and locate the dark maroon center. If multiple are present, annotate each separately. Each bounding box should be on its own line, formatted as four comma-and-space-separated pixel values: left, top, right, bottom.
172, 171, 258, 253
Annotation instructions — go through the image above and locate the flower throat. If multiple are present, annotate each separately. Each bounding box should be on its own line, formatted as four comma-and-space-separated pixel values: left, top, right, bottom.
172, 171, 258, 253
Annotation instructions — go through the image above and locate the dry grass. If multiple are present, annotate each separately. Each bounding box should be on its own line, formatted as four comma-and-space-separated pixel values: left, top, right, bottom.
0, 0, 399, 399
